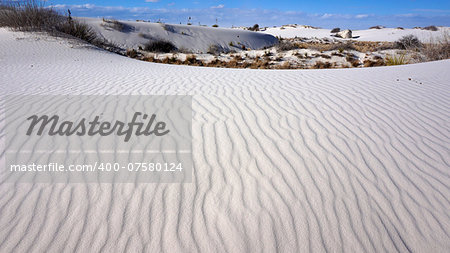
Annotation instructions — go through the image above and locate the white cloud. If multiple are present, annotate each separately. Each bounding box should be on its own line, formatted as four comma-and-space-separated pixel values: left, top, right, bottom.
355, 14, 369, 19
211, 4, 225, 9
145, 0, 160, 2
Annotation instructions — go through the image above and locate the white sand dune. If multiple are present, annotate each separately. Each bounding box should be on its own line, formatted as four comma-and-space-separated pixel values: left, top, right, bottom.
80, 17, 278, 53
263, 26, 450, 42
1, 29, 450, 252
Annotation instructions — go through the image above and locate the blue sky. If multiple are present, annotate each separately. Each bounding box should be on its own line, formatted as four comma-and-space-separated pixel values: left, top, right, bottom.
47, 0, 450, 29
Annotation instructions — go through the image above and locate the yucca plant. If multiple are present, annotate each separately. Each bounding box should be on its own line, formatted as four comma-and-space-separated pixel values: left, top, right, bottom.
385, 54, 408, 66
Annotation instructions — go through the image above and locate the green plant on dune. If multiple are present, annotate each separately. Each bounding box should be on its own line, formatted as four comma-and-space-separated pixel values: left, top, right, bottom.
385, 53, 408, 66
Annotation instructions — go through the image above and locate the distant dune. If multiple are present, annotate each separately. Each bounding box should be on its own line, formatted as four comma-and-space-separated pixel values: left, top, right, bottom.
263, 25, 450, 41
80, 17, 278, 53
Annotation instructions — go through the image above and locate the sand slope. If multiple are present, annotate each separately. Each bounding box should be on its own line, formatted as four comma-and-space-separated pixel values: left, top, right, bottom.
80, 17, 278, 53
0, 29, 449, 252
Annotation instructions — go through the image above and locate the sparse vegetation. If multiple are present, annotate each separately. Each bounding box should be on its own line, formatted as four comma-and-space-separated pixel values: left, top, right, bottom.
313, 61, 332, 69
277, 40, 306, 51
363, 58, 385, 67
0, 0, 118, 50
423, 25, 438, 31
331, 28, 340, 33
101, 18, 125, 31
126, 48, 138, 58
4, 1, 446, 70
207, 44, 227, 55
385, 54, 408, 65
421, 32, 450, 61
144, 40, 177, 53
394, 35, 422, 50
248, 24, 259, 31
0, 0, 62, 31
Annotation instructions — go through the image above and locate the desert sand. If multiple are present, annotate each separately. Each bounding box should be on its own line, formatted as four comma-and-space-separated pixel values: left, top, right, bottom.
0, 28, 449, 252
263, 25, 450, 42
80, 17, 278, 53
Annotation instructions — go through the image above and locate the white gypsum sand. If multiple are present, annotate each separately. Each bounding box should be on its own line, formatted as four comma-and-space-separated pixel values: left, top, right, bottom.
79, 17, 278, 53
263, 25, 450, 42
0, 28, 449, 252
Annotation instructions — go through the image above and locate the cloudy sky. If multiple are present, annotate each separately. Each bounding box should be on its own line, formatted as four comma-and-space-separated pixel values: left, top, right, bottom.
46, 0, 450, 29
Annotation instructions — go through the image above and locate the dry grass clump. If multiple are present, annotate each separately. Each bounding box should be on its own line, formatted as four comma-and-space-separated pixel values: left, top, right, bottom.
363, 57, 385, 67
144, 40, 177, 53
352, 41, 395, 52
346, 55, 361, 67
126, 49, 138, 58
312, 61, 332, 69
421, 33, 450, 61
0, 0, 62, 31
283, 40, 394, 53
0, 0, 116, 48
276, 62, 293, 69
277, 40, 307, 51
101, 18, 126, 31
317, 54, 331, 59
249, 58, 270, 69
207, 44, 227, 55
385, 54, 408, 65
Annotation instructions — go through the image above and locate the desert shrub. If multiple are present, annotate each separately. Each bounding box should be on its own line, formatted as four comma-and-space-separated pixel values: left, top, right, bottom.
313, 61, 332, 69
276, 62, 292, 69
144, 40, 177, 52
421, 33, 450, 61
370, 25, 384, 29
394, 35, 422, 49
248, 24, 259, 31
277, 40, 305, 51
396, 27, 404, 30
317, 54, 331, 59
331, 28, 340, 33
264, 50, 273, 57
57, 20, 99, 43
423, 26, 438, 31
0, 0, 63, 31
126, 49, 138, 58
346, 55, 361, 67
161, 24, 175, 32
184, 54, 198, 64
101, 18, 125, 31
363, 59, 385, 67
212, 24, 218, 28
249, 58, 270, 68
207, 44, 227, 55
385, 54, 408, 65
